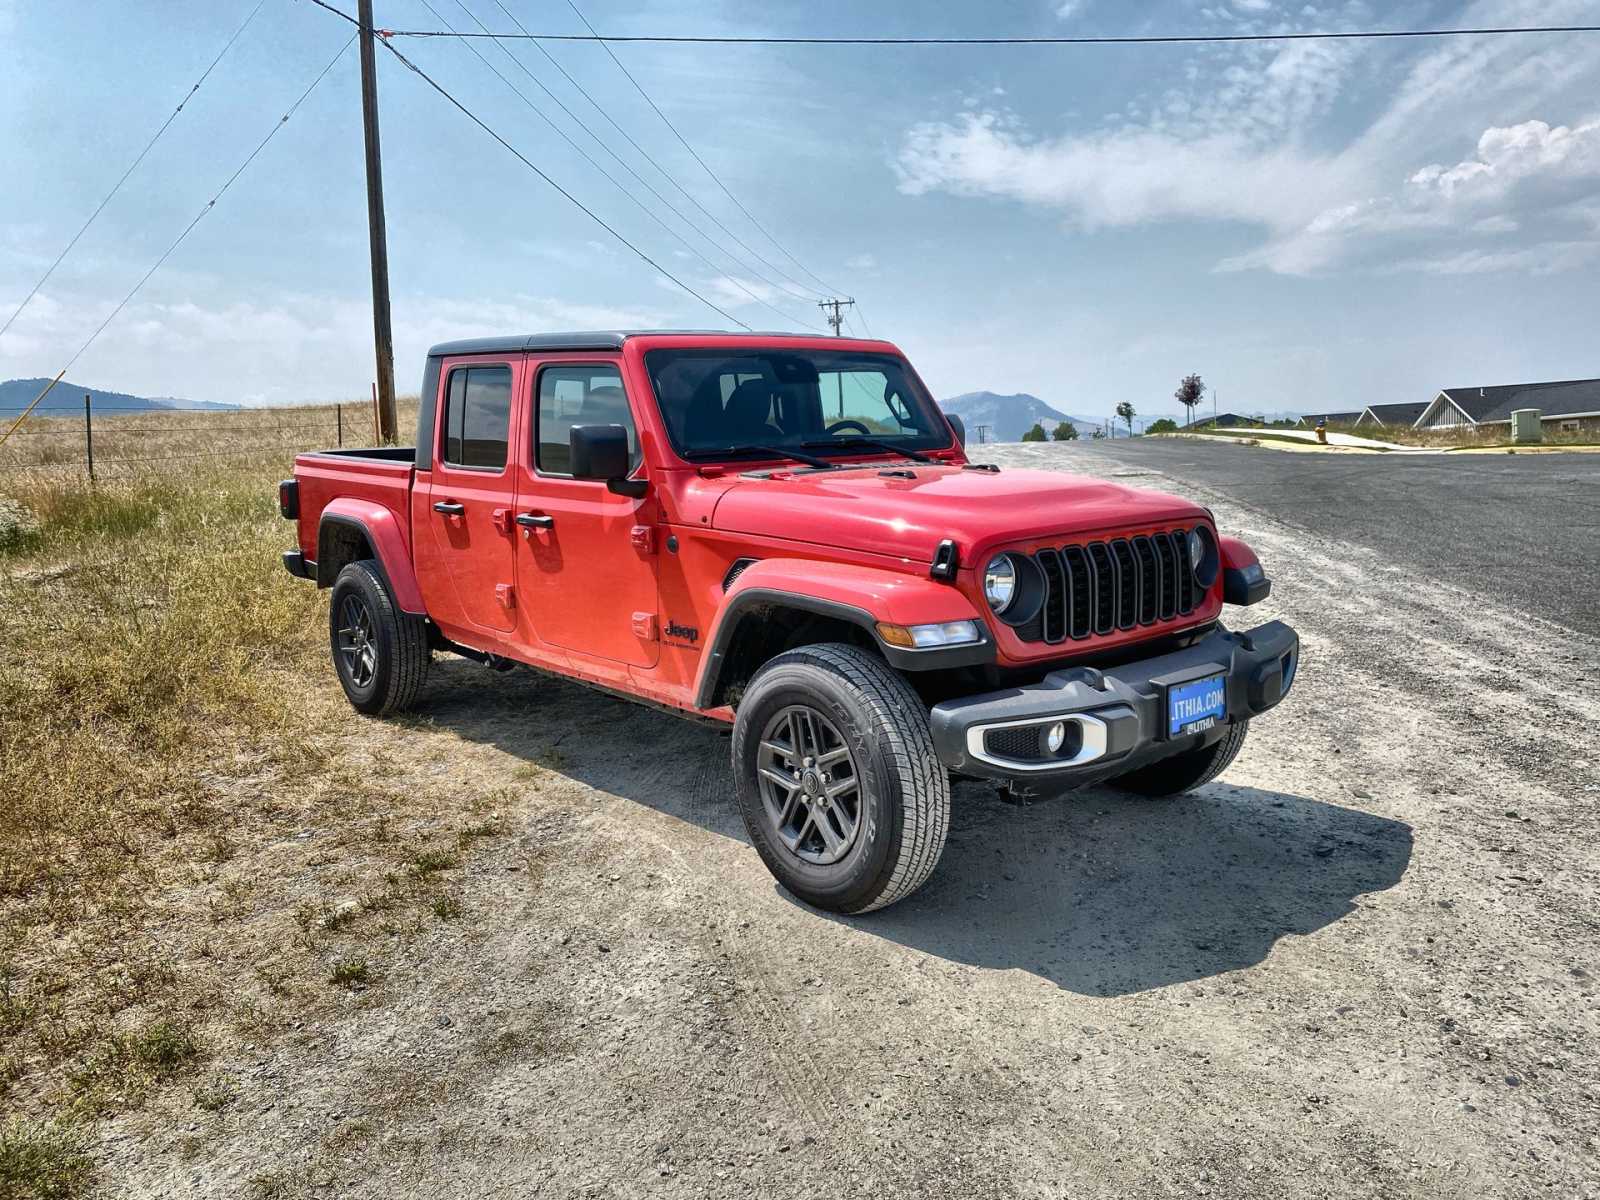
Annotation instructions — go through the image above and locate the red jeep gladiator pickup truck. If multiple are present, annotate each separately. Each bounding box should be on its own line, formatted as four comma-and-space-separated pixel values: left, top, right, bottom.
281, 331, 1296, 913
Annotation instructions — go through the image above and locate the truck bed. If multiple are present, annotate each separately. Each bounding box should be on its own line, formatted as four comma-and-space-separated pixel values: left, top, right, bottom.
291, 447, 416, 568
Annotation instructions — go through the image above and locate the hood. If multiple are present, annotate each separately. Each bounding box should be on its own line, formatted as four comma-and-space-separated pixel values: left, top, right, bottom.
709, 464, 1207, 563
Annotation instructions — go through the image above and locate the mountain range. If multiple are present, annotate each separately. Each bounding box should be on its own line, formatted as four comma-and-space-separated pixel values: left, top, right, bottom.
0, 378, 237, 414
938, 391, 1100, 442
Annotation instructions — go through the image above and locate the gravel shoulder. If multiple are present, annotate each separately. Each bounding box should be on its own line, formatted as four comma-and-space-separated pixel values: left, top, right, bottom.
106, 442, 1600, 1199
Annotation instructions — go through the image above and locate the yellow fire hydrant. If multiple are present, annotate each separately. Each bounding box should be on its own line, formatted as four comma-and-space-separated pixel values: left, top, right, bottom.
1315, 419, 1328, 445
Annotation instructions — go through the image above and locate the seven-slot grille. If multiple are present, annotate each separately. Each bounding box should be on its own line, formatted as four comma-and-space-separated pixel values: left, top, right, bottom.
1016, 529, 1203, 644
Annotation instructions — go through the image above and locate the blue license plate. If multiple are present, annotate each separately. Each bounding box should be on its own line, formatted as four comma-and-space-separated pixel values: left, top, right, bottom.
1168, 672, 1227, 737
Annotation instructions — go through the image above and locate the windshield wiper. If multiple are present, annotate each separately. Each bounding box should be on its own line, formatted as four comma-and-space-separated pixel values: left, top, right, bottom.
801, 437, 935, 464
685, 444, 837, 470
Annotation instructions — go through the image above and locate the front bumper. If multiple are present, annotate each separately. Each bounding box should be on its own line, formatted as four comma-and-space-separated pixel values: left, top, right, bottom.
928, 621, 1298, 790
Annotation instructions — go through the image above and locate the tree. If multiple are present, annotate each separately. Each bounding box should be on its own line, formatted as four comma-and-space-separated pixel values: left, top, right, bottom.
1020, 422, 1048, 443
1115, 401, 1136, 437
1146, 417, 1179, 434
1174, 374, 1206, 425
1051, 421, 1078, 441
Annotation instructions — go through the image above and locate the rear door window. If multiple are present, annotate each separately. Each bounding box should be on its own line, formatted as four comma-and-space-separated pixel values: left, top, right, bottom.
442, 365, 512, 470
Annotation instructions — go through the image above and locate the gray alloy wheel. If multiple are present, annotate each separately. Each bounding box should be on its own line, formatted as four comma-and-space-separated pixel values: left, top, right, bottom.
731, 642, 950, 914
755, 704, 864, 866
335, 592, 378, 690
328, 559, 430, 716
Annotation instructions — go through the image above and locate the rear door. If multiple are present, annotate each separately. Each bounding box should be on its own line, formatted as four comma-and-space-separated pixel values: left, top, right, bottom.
512, 356, 659, 669
422, 358, 520, 635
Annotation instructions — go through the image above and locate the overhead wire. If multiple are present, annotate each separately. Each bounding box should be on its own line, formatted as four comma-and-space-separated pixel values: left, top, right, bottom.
0, 33, 357, 448
371, 37, 752, 329
373, 23, 1600, 46
480, 0, 827, 311
420, 0, 821, 330
0, 0, 270, 343
560, 0, 845, 300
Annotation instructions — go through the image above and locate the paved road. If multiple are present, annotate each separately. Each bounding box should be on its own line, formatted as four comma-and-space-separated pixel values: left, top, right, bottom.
1000, 439, 1600, 636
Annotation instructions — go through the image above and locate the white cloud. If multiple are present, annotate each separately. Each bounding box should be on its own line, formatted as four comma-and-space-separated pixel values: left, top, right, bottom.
1376, 242, 1600, 277
895, 111, 1342, 232
1054, 1, 1089, 19
1407, 118, 1600, 204
894, 0, 1600, 279
0, 291, 671, 406
844, 253, 878, 271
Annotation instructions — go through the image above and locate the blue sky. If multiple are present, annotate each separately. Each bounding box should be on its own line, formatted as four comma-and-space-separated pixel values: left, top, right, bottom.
2, 0, 1598, 418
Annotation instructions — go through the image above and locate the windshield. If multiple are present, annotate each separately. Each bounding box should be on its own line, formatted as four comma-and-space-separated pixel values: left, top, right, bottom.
644, 348, 952, 461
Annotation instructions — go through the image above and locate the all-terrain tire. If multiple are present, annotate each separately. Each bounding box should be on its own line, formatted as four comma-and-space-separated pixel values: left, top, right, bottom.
328, 559, 430, 715
732, 643, 950, 914
1110, 720, 1249, 797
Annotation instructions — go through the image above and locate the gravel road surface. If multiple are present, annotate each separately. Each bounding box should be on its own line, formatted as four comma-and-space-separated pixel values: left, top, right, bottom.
112, 441, 1599, 1199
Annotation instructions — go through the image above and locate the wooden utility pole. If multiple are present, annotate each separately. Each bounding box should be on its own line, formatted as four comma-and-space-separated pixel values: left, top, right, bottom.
817, 297, 854, 336
358, 0, 397, 443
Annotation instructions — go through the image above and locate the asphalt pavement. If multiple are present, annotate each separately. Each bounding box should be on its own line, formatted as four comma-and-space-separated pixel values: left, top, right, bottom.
1026, 438, 1600, 637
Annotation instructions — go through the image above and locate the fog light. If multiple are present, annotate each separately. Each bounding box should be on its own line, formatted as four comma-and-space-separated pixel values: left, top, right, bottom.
1045, 721, 1068, 754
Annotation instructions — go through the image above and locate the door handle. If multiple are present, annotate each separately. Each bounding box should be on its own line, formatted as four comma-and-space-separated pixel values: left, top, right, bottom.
516, 512, 555, 529
432, 501, 465, 515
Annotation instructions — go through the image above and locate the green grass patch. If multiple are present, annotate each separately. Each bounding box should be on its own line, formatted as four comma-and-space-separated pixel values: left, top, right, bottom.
328, 957, 371, 989
0, 1117, 96, 1200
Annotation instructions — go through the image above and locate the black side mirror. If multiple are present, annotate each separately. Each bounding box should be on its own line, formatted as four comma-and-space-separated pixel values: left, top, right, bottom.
946, 412, 967, 448
570, 424, 645, 497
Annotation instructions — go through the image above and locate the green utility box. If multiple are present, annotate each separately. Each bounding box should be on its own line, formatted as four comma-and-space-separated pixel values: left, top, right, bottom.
1510, 409, 1542, 444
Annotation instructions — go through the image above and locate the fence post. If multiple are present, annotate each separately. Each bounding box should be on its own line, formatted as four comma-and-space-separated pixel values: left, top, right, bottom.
336, 403, 343, 448
84, 393, 95, 483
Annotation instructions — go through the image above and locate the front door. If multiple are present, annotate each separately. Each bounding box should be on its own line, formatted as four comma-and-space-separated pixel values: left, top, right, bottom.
513, 357, 659, 668
423, 359, 519, 635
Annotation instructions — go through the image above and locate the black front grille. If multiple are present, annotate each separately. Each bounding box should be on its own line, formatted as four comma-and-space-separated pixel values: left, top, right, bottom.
1013, 528, 1201, 645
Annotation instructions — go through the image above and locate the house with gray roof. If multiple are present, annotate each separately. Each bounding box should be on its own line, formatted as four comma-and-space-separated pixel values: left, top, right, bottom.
1416, 378, 1600, 433
1296, 411, 1363, 428
1355, 402, 1429, 429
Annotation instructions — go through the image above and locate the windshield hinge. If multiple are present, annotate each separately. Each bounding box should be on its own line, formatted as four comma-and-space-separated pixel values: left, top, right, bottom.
930, 539, 959, 581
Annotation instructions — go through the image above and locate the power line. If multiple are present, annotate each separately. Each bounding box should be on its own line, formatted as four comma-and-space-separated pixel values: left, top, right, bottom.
0, 0, 269, 344
424, 0, 821, 330
484, 0, 828, 310
0, 34, 358, 447
373, 23, 1600, 46
373, 38, 751, 330
561, 0, 846, 300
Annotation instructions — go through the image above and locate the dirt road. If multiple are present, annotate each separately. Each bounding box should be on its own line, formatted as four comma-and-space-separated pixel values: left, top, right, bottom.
109, 442, 1599, 1199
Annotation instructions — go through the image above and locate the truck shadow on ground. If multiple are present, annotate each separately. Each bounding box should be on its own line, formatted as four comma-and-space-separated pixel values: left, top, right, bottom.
418, 660, 1413, 997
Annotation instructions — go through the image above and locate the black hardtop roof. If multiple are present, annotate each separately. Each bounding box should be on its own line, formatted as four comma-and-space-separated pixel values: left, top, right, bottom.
426, 330, 891, 358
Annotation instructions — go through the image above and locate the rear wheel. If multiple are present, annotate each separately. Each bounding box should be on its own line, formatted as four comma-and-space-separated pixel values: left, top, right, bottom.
1110, 720, 1248, 797
329, 559, 430, 715
732, 643, 949, 914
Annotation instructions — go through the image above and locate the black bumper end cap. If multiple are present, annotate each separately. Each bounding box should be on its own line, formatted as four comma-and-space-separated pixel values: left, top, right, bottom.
282, 550, 314, 581
1224, 565, 1271, 606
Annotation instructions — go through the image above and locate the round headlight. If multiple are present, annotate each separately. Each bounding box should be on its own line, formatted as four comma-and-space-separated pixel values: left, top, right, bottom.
1188, 529, 1205, 572
983, 555, 1017, 613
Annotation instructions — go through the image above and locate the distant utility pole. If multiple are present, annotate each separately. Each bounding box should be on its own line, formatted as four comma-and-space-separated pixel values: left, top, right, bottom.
358, 0, 398, 444
975, 423, 991, 445
818, 297, 855, 336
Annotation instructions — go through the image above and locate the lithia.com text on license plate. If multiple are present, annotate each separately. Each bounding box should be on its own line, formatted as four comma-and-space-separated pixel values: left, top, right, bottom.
1169, 673, 1227, 737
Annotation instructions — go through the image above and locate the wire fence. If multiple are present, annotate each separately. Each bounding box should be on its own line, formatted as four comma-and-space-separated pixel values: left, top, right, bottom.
0, 395, 370, 480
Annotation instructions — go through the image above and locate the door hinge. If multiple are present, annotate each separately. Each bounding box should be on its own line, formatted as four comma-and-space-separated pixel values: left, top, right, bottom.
496, 583, 516, 609
631, 612, 659, 641
630, 525, 656, 555
491, 507, 513, 535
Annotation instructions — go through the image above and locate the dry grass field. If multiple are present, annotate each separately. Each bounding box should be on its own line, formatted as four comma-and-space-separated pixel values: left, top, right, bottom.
0, 401, 484, 1198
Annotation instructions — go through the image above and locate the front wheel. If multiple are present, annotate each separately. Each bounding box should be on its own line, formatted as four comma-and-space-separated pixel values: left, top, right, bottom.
329, 559, 430, 715
1110, 720, 1249, 797
732, 643, 949, 914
